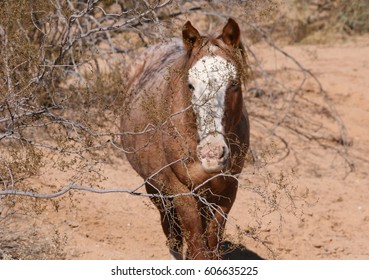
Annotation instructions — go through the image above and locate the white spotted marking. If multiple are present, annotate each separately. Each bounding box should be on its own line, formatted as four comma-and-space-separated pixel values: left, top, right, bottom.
188, 55, 237, 140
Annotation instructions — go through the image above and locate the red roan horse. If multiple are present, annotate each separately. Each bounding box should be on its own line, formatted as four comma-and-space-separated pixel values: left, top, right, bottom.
121, 18, 249, 260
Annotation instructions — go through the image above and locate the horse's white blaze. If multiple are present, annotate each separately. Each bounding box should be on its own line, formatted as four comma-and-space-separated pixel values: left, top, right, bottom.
188, 55, 236, 140
188, 55, 237, 172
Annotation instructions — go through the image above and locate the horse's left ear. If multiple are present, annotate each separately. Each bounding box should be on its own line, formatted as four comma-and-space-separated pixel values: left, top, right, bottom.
182, 21, 201, 51
221, 18, 241, 47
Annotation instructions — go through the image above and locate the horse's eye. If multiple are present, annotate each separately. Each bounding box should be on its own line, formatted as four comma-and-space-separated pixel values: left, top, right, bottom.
230, 79, 239, 88
188, 83, 195, 92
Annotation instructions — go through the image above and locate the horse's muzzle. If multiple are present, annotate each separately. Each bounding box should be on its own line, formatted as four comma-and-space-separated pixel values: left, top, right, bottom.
196, 134, 229, 173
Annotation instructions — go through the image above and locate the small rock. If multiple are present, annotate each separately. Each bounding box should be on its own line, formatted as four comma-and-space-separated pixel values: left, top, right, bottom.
68, 221, 79, 228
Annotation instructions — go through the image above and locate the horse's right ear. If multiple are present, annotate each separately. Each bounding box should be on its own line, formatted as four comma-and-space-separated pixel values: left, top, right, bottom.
182, 21, 201, 51
221, 18, 241, 47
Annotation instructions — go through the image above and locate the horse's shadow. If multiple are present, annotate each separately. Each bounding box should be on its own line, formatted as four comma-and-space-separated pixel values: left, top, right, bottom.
220, 241, 264, 260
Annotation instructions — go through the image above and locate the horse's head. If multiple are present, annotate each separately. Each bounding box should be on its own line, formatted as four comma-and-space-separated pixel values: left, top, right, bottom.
182, 18, 246, 173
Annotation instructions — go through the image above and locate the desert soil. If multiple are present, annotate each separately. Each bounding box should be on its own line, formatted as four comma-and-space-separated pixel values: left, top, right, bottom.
1, 35, 369, 260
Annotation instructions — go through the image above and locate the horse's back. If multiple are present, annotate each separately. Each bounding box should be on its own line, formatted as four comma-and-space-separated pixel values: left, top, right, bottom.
125, 39, 183, 101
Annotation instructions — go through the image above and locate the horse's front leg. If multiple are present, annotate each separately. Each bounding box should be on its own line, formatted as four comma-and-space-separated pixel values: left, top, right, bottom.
173, 195, 210, 259
205, 204, 228, 259
205, 187, 238, 259
146, 183, 184, 260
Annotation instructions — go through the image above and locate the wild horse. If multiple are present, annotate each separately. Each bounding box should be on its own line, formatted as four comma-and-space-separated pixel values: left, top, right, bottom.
121, 18, 249, 259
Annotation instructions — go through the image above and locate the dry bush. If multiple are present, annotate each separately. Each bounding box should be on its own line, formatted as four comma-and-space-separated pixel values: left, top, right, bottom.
274, 0, 369, 43
0, 0, 353, 259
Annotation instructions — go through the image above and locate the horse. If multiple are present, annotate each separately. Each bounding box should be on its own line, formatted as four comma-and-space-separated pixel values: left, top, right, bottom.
121, 18, 250, 260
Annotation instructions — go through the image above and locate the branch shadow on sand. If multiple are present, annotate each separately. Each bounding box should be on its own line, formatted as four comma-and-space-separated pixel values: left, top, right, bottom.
220, 241, 265, 260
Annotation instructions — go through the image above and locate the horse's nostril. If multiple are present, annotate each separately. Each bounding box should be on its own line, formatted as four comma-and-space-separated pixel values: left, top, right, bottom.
219, 146, 226, 159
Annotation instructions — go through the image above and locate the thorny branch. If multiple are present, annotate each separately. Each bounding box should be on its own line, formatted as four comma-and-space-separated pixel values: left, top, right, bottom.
0, 170, 238, 199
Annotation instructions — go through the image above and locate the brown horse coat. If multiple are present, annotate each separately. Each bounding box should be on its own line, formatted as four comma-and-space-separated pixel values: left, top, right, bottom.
121, 18, 249, 259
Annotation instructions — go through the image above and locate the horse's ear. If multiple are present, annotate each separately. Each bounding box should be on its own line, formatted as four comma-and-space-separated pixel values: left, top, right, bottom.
221, 18, 241, 47
182, 21, 201, 51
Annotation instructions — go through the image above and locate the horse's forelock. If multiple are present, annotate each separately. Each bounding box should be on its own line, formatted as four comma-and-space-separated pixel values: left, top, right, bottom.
182, 37, 247, 82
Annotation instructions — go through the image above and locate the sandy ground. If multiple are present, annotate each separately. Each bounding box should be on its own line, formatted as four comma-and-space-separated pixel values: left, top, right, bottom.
1, 35, 369, 260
